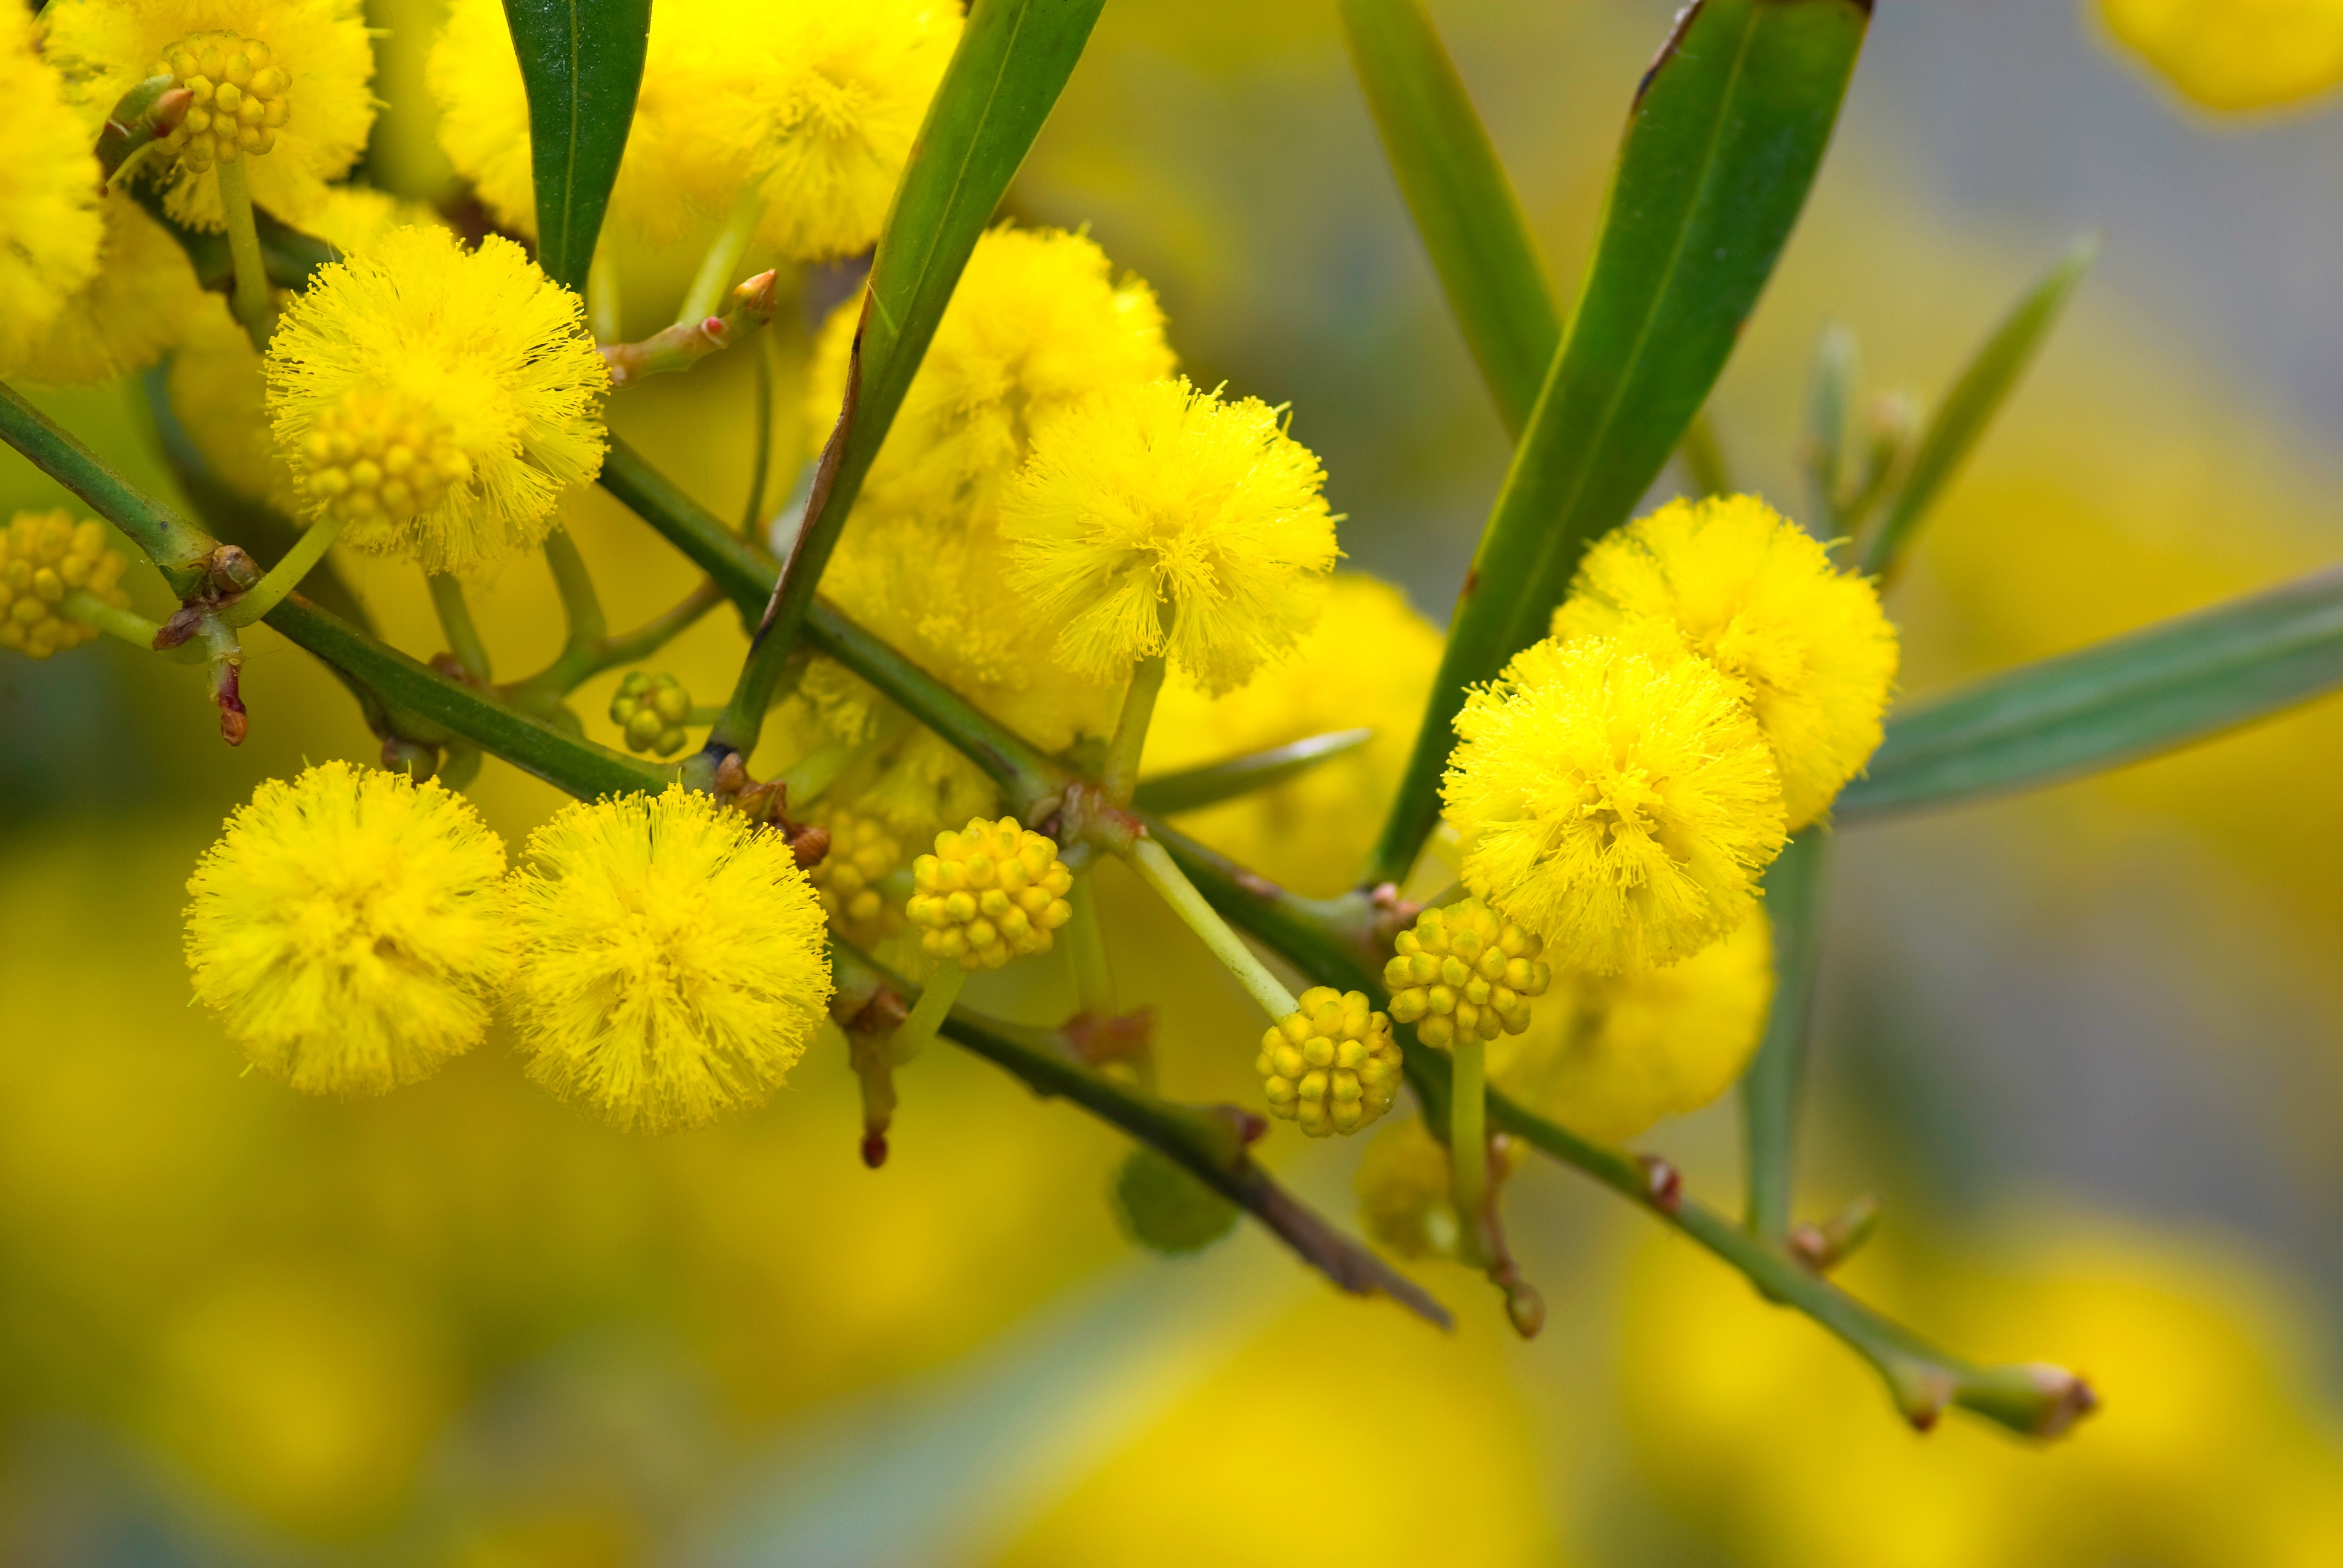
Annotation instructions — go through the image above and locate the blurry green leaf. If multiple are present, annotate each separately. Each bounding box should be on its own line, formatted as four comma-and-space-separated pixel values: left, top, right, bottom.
1740, 825, 1828, 1242
1134, 728, 1373, 816
726, 0, 1106, 722
1368, 0, 1870, 884
1340, 0, 1558, 436
1801, 320, 1858, 534
1837, 568, 2343, 823
502, 0, 651, 290
1856, 234, 2097, 580
1112, 1148, 1239, 1256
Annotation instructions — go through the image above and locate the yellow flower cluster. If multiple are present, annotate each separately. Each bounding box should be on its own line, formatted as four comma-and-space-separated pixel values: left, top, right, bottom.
806, 803, 905, 949
608, 671, 694, 757
0, 512, 129, 660
1383, 898, 1550, 1050
906, 817, 1075, 971
264, 226, 609, 572
183, 763, 513, 1096
151, 30, 293, 171
2099, 0, 2343, 113
1256, 987, 1403, 1137
0, 25, 103, 373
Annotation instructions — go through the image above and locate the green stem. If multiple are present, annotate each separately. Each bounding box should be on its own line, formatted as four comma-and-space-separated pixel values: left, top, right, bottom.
214, 158, 274, 352
1124, 835, 1299, 1021
542, 526, 606, 651
426, 572, 492, 682
1743, 825, 1831, 1241
773, 734, 861, 807
744, 331, 776, 538
221, 513, 343, 627
891, 962, 968, 1063
1450, 1036, 1488, 1256
1101, 652, 1167, 803
0, 381, 218, 596
1066, 874, 1118, 1018
61, 590, 202, 661
678, 188, 766, 325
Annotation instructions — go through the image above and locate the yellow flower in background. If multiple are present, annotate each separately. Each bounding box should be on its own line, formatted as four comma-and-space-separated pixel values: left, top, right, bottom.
508, 788, 834, 1134
1444, 636, 1786, 975
810, 225, 1176, 520
264, 225, 609, 572
42, 0, 375, 230
5, 193, 205, 388
0, 511, 131, 659
1354, 1112, 1522, 1259
2099, 0, 2343, 113
1001, 376, 1340, 693
1487, 912, 1771, 1142
1554, 494, 1898, 831
0, 24, 103, 372
183, 762, 513, 1096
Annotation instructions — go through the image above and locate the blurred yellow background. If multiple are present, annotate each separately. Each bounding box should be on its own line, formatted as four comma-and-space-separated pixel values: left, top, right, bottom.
5, 0, 2343, 1561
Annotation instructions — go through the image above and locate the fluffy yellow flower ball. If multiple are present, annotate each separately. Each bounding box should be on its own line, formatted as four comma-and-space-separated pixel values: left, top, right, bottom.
264, 225, 610, 572
2099, 0, 2343, 112
1444, 636, 1786, 976
42, 0, 376, 229
1553, 494, 1898, 831
1383, 898, 1551, 1050
7, 194, 208, 388
183, 762, 513, 1096
0, 511, 131, 659
508, 788, 835, 1134
1141, 573, 1443, 897
1488, 914, 1772, 1143
1257, 986, 1403, 1137
1000, 376, 1340, 694
905, 817, 1075, 970
0, 25, 103, 371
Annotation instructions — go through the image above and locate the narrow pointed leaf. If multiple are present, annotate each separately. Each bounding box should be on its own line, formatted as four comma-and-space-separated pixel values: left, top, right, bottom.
1858, 234, 2097, 580
502, 0, 651, 290
1837, 567, 2343, 823
1134, 728, 1374, 815
1740, 825, 1829, 1241
1368, 0, 1870, 884
1340, 0, 1558, 435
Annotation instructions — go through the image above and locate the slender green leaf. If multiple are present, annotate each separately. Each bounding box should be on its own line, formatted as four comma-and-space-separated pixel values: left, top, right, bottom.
0, 379, 218, 595
1837, 567, 2343, 823
1801, 320, 1857, 534
1134, 728, 1374, 815
502, 0, 651, 290
1367, 0, 1870, 884
1340, 0, 1558, 436
1740, 825, 1829, 1241
714, 0, 1107, 751
1857, 234, 2096, 580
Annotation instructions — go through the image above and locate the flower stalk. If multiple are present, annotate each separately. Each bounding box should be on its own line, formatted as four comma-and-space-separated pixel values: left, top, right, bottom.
213, 158, 274, 351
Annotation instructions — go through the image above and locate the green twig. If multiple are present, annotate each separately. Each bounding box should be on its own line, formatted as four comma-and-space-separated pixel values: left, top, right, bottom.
1449, 1036, 1489, 1258
744, 332, 776, 537
221, 514, 344, 627
678, 188, 767, 326
61, 591, 203, 662
1124, 835, 1299, 1021
1743, 826, 1830, 1242
1101, 652, 1167, 803
0, 380, 220, 597
427, 572, 493, 682
213, 158, 275, 352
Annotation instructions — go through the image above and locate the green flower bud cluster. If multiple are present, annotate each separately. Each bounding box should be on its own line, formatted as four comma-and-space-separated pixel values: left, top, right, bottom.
906, 817, 1075, 970
155, 31, 292, 169
1384, 898, 1550, 1050
0, 511, 128, 659
1257, 985, 1402, 1137
609, 671, 694, 757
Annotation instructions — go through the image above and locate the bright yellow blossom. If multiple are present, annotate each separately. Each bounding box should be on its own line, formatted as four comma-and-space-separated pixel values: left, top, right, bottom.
0, 25, 103, 371
182, 762, 513, 1096
1001, 376, 1340, 693
1444, 636, 1786, 975
264, 225, 610, 572
1383, 898, 1550, 1050
1487, 913, 1772, 1142
508, 788, 834, 1134
42, 0, 375, 230
1553, 494, 1897, 831
0, 511, 131, 659
2099, 0, 2343, 112
5, 193, 204, 388
1257, 986, 1403, 1137
905, 817, 1075, 970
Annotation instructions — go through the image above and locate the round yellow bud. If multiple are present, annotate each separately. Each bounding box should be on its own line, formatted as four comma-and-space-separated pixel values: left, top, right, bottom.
152, 30, 292, 169
1256, 986, 1403, 1137
807, 802, 906, 949
1382, 897, 1550, 1050
0, 510, 128, 660
905, 816, 1075, 970
608, 670, 693, 757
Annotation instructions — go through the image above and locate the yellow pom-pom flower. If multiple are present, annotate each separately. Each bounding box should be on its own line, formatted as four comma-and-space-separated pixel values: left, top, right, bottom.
1383, 898, 1551, 1050
811, 224, 1175, 520
0, 25, 103, 371
1000, 376, 1340, 694
1256, 986, 1403, 1137
1553, 494, 1896, 832
508, 787, 835, 1134
5, 194, 206, 388
182, 761, 513, 1096
1444, 636, 1786, 976
905, 817, 1075, 970
264, 225, 610, 573
608, 671, 695, 757
2099, 0, 2343, 113
1488, 914, 1772, 1143
807, 802, 905, 949
42, 0, 375, 230
0, 511, 131, 659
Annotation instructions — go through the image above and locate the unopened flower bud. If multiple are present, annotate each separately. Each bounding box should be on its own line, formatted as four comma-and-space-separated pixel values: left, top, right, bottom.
1257, 986, 1403, 1137
1383, 898, 1549, 1049
906, 817, 1074, 970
